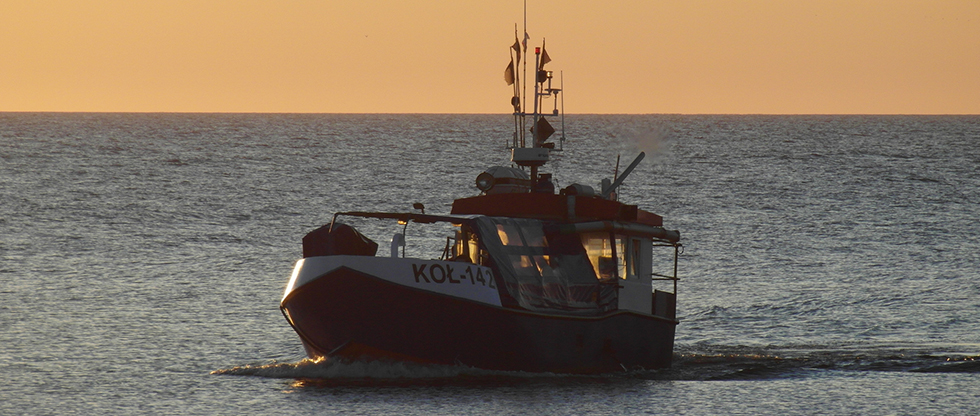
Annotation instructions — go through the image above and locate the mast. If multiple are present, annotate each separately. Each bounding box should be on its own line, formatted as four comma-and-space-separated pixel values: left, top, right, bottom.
530, 47, 541, 187
559, 71, 565, 150
521, 0, 528, 148
507, 8, 562, 192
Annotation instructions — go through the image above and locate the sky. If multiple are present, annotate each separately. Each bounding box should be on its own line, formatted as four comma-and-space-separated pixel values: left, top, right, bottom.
2, 0, 978, 114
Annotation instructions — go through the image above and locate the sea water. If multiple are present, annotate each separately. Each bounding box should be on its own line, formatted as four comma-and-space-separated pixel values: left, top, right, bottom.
2, 113, 978, 415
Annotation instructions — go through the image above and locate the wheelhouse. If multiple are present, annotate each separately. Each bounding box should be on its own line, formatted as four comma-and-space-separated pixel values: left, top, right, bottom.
307, 210, 680, 318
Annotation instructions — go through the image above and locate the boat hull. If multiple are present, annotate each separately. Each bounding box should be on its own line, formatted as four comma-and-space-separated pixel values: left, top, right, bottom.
281, 264, 677, 374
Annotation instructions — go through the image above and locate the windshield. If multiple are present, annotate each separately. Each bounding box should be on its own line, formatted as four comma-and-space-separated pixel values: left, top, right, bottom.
476, 217, 616, 314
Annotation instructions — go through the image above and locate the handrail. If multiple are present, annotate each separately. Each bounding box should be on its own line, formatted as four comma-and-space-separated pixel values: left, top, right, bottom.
649, 243, 681, 294
440, 236, 453, 260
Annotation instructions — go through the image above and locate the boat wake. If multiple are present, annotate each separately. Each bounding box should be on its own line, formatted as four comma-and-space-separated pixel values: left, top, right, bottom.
210, 357, 560, 385
212, 345, 979, 384
666, 344, 980, 380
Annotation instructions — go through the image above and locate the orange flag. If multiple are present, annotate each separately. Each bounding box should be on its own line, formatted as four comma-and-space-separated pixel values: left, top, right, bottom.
538, 39, 551, 70
504, 59, 515, 85
512, 36, 521, 65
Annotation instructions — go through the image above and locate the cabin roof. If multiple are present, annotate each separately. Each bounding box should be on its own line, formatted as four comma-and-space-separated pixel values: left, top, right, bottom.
451, 193, 663, 227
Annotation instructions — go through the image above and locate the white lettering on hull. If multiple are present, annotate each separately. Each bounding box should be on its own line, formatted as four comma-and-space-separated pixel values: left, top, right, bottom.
285, 256, 502, 306
410, 263, 496, 289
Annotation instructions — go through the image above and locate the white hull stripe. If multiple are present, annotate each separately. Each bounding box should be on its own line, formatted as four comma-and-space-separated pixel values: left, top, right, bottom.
285, 255, 502, 306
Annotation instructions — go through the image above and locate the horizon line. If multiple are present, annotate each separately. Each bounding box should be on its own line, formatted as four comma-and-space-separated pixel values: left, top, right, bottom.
2, 111, 979, 116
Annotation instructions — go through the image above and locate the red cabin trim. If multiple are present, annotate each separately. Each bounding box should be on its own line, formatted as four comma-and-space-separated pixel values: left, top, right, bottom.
451, 193, 663, 226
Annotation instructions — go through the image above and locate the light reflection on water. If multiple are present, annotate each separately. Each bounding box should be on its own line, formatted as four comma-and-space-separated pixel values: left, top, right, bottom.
2, 113, 979, 415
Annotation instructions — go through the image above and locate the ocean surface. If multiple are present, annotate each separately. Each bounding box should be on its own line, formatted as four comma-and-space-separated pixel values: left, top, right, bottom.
2, 113, 979, 415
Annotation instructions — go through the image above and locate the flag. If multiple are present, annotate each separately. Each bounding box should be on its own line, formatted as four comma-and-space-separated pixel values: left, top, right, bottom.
512, 36, 521, 65
533, 117, 555, 143
522, 31, 529, 51
504, 58, 515, 85
538, 39, 551, 70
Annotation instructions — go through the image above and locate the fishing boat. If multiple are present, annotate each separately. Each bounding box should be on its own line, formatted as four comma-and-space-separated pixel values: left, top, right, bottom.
280, 30, 682, 374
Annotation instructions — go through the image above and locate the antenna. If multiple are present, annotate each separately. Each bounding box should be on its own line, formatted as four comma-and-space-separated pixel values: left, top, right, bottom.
507, 3, 565, 190
601, 152, 645, 199
521, 0, 528, 148
559, 71, 565, 150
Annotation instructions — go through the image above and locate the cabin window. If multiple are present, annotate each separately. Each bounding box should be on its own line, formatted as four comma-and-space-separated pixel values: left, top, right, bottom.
581, 232, 616, 280
533, 254, 557, 277
476, 217, 615, 313
496, 223, 524, 246
521, 225, 549, 247
509, 254, 537, 277
453, 226, 486, 265
581, 233, 639, 280
486, 217, 597, 282
505, 247, 556, 278
467, 235, 483, 264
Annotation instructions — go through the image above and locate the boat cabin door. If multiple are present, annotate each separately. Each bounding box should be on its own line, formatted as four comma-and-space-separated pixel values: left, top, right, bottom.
617, 236, 653, 314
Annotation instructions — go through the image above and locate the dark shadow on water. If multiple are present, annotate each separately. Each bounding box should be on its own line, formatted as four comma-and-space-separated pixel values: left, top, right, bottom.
666, 344, 980, 380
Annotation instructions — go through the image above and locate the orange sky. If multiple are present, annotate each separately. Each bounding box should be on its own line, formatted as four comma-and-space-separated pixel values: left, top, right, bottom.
2, 0, 978, 114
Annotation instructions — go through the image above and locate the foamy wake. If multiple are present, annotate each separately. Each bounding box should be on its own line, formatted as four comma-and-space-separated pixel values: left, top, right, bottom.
212, 347, 980, 382
211, 357, 536, 380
